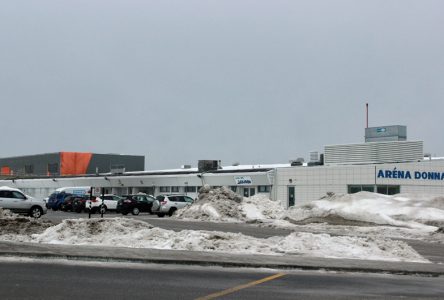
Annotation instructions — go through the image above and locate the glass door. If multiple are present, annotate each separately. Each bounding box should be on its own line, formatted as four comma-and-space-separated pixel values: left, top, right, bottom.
288, 186, 295, 207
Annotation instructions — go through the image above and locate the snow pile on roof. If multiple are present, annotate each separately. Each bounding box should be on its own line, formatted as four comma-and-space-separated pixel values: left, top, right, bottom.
285, 192, 444, 230
16, 218, 428, 262
175, 186, 244, 221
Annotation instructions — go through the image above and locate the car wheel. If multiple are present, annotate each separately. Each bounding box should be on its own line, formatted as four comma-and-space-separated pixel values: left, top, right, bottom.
100, 206, 107, 214
30, 206, 43, 218
131, 207, 140, 215
157, 213, 165, 218
168, 208, 177, 217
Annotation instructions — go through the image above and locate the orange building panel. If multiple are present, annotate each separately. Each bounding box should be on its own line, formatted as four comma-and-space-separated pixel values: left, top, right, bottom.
60, 152, 92, 175
1, 166, 11, 176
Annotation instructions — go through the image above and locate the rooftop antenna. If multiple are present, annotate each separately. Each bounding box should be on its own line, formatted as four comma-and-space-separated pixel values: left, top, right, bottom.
366, 103, 369, 128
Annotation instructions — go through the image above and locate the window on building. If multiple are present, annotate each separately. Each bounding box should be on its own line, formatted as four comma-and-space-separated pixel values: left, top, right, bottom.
387, 186, 400, 195
349, 185, 400, 195
47, 163, 59, 174
159, 186, 170, 193
185, 186, 197, 193
230, 186, 237, 192
361, 185, 374, 192
348, 185, 363, 194
25, 165, 34, 175
348, 185, 375, 193
258, 185, 271, 193
171, 186, 179, 193
377, 185, 400, 195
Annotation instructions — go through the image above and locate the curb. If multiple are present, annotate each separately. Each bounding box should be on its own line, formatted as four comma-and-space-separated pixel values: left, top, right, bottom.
0, 247, 443, 277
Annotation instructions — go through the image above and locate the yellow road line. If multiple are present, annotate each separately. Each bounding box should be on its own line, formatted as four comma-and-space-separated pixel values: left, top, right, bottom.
195, 272, 286, 300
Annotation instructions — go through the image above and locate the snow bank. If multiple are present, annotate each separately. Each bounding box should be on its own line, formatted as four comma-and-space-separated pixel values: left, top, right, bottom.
0, 207, 16, 219
285, 192, 444, 230
175, 186, 284, 222
4, 218, 427, 262
0, 208, 53, 236
175, 186, 244, 222
241, 193, 285, 221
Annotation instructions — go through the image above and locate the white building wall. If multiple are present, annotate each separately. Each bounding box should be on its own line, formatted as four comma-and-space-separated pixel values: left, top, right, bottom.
274, 159, 444, 207
274, 165, 375, 207
0, 171, 273, 199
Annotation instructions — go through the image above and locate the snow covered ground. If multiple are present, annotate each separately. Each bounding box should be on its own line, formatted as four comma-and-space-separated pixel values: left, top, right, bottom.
0, 217, 428, 263
175, 188, 444, 243
1, 188, 443, 263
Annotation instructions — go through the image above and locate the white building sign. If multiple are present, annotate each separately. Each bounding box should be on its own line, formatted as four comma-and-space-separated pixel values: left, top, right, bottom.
234, 176, 252, 185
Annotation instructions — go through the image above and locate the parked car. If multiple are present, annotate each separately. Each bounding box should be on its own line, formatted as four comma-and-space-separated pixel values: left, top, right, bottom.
46, 192, 75, 211
116, 194, 156, 215
0, 186, 47, 218
60, 195, 76, 212
151, 194, 194, 217
72, 195, 90, 213
85, 194, 123, 214
46, 187, 91, 210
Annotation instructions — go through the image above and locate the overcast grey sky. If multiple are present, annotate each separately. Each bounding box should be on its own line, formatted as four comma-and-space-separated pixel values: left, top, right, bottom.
1, 0, 443, 169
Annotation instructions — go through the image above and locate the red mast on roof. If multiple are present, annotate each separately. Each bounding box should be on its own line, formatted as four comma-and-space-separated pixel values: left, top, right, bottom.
366, 103, 369, 128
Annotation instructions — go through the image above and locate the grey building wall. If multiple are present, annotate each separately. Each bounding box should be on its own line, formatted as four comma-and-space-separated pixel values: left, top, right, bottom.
0, 153, 60, 176
0, 153, 145, 177
86, 154, 145, 174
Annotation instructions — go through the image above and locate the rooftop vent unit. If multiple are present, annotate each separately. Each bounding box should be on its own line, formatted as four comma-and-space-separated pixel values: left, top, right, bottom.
198, 160, 220, 172
310, 151, 319, 162
365, 125, 407, 142
290, 157, 304, 167
110, 164, 125, 174
308, 153, 324, 166
181, 165, 192, 169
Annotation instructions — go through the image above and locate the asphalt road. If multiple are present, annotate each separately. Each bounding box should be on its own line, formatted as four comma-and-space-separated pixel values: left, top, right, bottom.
1, 260, 443, 300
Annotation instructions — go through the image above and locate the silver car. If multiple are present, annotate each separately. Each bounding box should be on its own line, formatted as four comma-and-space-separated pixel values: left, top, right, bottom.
0, 186, 47, 218
151, 194, 194, 217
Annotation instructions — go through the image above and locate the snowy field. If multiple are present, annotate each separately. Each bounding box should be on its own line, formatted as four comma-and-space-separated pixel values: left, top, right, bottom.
0, 187, 443, 263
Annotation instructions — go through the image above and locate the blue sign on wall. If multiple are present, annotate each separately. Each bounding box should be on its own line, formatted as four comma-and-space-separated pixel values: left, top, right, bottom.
377, 168, 444, 181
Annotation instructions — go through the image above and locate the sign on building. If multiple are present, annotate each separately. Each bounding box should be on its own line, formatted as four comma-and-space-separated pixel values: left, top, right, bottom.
234, 176, 252, 185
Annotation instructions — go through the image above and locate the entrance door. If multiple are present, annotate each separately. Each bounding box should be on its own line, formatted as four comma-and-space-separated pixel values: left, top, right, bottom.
243, 187, 256, 197
288, 186, 295, 207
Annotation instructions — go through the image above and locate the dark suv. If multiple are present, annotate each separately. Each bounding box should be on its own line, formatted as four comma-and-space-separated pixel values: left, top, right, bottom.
116, 194, 156, 215
60, 195, 89, 212
47, 192, 74, 211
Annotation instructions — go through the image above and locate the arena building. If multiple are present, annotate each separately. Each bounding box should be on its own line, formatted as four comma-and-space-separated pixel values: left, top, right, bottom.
1, 125, 443, 209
